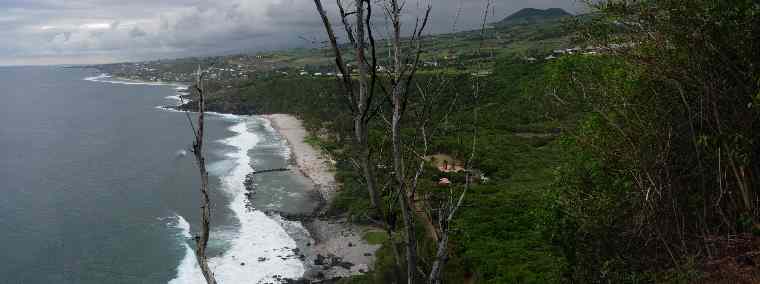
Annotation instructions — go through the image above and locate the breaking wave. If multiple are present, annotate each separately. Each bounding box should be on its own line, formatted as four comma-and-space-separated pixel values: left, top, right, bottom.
168, 117, 304, 283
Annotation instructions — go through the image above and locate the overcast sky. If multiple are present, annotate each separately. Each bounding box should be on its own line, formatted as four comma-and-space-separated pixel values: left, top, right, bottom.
0, 0, 585, 66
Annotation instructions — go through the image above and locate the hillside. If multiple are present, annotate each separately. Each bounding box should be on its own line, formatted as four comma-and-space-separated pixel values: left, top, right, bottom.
494, 8, 572, 28
93, 10, 580, 83
153, 2, 760, 282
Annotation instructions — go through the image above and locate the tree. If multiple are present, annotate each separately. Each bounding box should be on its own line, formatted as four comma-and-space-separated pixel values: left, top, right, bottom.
180, 67, 217, 284
314, 1, 485, 282
313, 0, 384, 217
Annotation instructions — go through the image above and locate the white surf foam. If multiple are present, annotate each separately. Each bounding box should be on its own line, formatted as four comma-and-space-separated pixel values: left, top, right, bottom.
84, 73, 187, 88
165, 91, 190, 107
260, 117, 292, 160
83, 73, 112, 81
167, 215, 200, 284
165, 95, 183, 102
169, 118, 305, 284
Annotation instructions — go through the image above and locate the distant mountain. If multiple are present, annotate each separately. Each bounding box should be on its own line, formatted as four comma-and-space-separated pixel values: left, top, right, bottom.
494, 8, 572, 28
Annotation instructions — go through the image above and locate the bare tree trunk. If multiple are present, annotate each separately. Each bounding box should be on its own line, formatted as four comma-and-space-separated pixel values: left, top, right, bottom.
385, 0, 430, 282
391, 69, 418, 284
356, 111, 382, 213
314, 1, 436, 282
352, 0, 384, 213
190, 69, 217, 284
398, 187, 417, 283
428, 229, 449, 284
313, 0, 383, 213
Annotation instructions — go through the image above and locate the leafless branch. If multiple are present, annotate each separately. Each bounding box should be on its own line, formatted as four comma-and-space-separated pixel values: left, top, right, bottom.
187, 66, 217, 284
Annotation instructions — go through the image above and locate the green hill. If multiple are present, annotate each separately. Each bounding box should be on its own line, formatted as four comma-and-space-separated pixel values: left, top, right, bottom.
494, 8, 572, 28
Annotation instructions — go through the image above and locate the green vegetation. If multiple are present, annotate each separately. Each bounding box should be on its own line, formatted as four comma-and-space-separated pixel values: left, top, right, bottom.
544, 1, 760, 282
177, 2, 760, 282
363, 231, 388, 246
197, 58, 574, 282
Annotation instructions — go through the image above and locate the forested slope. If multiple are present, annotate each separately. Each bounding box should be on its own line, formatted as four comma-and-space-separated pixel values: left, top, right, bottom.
178, 1, 760, 282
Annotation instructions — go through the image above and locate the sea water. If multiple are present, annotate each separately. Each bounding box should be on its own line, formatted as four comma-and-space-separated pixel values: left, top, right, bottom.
0, 66, 313, 283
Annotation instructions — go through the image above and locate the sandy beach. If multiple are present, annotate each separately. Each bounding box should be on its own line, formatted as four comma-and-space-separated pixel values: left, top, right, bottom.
262, 114, 337, 203
261, 114, 380, 281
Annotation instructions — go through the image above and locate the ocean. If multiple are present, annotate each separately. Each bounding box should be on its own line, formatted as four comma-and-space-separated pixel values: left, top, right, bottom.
0, 66, 315, 283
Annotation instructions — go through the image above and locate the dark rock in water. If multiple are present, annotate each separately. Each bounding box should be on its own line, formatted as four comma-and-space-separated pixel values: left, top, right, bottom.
314, 254, 326, 265
244, 173, 256, 192
257, 257, 268, 262
737, 255, 755, 266
337, 262, 354, 269
240, 262, 245, 266
243, 172, 258, 211
328, 254, 342, 266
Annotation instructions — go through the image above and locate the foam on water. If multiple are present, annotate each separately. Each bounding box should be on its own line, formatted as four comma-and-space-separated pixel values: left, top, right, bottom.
165, 95, 183, 102
168, 118, 305, 284
260, 117, 292, 160
167, 215, 200, 284
82, 72, 304, 282
84, 73, 187, 88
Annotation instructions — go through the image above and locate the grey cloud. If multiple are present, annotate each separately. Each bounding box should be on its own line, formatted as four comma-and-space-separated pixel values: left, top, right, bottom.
0, 0, 585, 66
129, 27, 147, 38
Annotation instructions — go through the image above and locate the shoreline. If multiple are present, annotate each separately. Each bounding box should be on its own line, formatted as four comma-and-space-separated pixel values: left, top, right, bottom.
261, 114, 380, 282
83, 72, 311, 282
83, 70, 190, 88
78, 71, 311, 282
262, 114, 336, 204
86, 70, 378, 282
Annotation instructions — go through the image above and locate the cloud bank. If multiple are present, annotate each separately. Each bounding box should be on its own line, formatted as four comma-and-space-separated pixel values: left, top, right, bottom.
0, 0, 584, 66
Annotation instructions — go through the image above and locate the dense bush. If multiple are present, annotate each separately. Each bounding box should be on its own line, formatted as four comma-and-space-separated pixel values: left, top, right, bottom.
547, 1, 760, 281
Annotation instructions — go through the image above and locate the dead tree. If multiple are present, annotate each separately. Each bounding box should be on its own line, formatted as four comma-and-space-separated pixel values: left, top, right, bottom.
182, 67, 217, 284
384, 1, 490, 282
313, 0, 384, 219
315, 1, 477, 282
383, 0, 431, 282
427, 80, 480, 283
